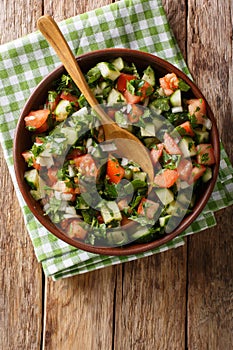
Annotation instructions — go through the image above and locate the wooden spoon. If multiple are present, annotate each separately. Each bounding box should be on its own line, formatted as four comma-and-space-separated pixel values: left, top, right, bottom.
37, 15, 154, 185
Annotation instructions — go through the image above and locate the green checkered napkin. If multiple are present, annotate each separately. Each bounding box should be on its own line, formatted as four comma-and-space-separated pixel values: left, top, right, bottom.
0, 0, 233, 280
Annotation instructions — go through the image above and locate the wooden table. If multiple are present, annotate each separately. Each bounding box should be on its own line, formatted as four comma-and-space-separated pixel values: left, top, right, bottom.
1, 1, 232, 349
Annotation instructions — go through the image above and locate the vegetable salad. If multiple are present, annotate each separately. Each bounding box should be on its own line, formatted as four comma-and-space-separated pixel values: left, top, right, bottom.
22, 57, 216, 246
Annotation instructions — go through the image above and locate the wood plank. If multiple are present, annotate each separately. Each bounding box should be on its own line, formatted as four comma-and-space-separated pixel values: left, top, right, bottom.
114, 248, 187, 350
43, 0, 111, 21
43, 267, 117, 350
0, 2, 43, 349
162, 0, 187, 59
187, 0, 233, 348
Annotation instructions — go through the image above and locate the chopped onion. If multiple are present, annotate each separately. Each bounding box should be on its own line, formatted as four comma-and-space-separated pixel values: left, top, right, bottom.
61, 193, 74, 201
36, 155, 54, 167
171, 106, 183, 113
87, 145, 95, 154
86, 138, 93, 148
65, 206, 77, 215
126, 104, 132, 113
203, 118, 212, 130
68, 165, 75, 177
100, 143, 117, 152
121, 157, 129, 166
54, 191, 62, 200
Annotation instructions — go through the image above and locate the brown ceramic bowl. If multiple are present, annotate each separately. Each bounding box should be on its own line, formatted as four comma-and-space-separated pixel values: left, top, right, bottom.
13, 48, 220, 255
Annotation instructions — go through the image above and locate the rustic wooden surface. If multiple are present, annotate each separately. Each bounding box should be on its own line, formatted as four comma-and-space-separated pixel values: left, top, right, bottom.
0, 0, 232, 349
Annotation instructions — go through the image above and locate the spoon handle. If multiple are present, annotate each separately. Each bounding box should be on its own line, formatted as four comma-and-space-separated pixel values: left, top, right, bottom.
37, 15, 112, 125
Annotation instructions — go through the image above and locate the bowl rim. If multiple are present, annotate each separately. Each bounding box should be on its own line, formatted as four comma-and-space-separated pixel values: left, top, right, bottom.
13, 48, 220, 256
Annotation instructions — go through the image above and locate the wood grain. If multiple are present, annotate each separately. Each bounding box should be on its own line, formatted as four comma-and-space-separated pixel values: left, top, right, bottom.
114, 248, 187, 350
187, 1, 233, 348
0, 2, 43, 349
43, 267, 117, 350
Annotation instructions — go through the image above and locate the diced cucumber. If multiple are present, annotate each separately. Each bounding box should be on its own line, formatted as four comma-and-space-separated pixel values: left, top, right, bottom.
202, 167, 212, 183
159, 215, 172, 227
60, 127, 78, 145
179, 136, 197, 157
115, 111, 128, 127
177, 191, 190, 207
100, 201, 122, 224
112, 57, 124, 71
166, 200, 177, 215
170, 89, 182, 107
149, 104, 162, 115
91, 146, 104, 159
142, 66, 156, 86
143, 137, 160, 148
107, 229, 128, 245
194, 128, 209, 143
99, 81, 111, 90
54, 99, 71, 121
152, 114, 165, 131
155, 188, 174, 206
140, 123, 156, 137
72, 106, 88, 118
24, 169, 39, 190
30, 176, 46, 200
131, 227, 153, 243
97, 62, 121, 81
107, 88, 126, 105
133, 171, 147, 182
176, 179, 191, 190
30, 189, 42, 201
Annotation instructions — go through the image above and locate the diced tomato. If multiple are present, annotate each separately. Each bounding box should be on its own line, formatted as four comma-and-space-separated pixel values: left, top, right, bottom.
123, 80, 153, 104
47, 166, 58, 186
177, 121, 195, 137
22, 150, 40, 170
35, 137, 44, 144
60, 91, 79, 107
196, 144, 215, 165
123, 90, 141, 104
117, 73, 137, 92
97, 214, 104, 224
154, 169, 179, 188
140, 80, 154, 99
74, 154, 98, 177
187, 98, 206, 124
67, 219, 87, 240
107, 155, 125, 184
36, 121, 49, 133
177, 158, 193, 181
67, 148, 86, 160
24, 109, 50, 130
150, 144, 164, 165
159, 73, 179, 96
137, 198, 159, 220
163, 132, 182, 155
188, 165, 206, 184
127, 104, 143, 123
